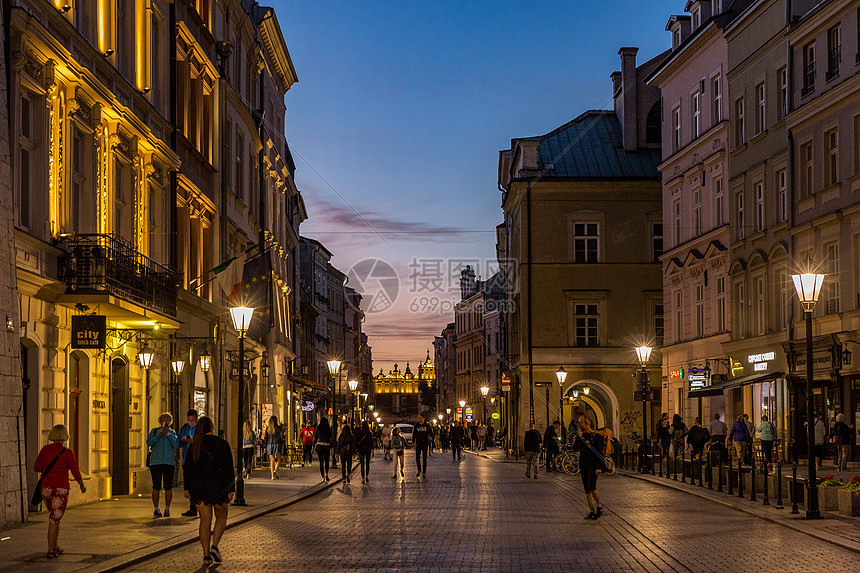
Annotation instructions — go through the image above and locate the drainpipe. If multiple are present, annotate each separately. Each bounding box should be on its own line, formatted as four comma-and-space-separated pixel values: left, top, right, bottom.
527, 182, 534, 427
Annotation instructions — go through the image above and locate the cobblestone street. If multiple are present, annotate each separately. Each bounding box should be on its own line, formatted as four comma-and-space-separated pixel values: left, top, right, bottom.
125, 453, 858, 572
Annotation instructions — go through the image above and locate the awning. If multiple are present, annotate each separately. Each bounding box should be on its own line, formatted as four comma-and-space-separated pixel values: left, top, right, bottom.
688, 371, 784, 398
288, 375, 330, 392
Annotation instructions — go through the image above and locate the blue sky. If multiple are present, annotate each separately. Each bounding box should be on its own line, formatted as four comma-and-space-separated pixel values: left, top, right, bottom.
275, 1, 680, 365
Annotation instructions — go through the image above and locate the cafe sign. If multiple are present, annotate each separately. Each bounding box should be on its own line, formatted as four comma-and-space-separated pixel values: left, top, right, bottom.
72, 315, 106, 349
748, 351, 775, 372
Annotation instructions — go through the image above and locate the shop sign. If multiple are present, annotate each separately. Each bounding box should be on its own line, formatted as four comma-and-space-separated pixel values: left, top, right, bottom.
748, 351, 775, 372
794, 349, 833, 374
302, 401, 315, 411
465, 407, 473, 421
71, 315, 106, 349
501, 374, 511, 392
491, 413, 500, 419
670, 368, 685, 379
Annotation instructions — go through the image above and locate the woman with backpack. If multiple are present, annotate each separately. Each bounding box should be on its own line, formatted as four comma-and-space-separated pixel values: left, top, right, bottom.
337, 424, 356, 483
313, 417, 333, 481
670, 414, 687, 458
756, 415, 777, 466
357, 421, 374, 482
264, 416, 282, 479
729, 415, 750, 465
391, 427, 406, 479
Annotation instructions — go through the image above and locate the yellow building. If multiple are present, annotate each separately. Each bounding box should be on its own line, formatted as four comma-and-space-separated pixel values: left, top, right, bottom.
373, 354, 434, 420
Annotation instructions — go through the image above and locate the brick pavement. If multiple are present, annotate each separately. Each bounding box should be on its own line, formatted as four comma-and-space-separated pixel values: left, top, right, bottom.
0, 464, 339, 573
117, 448, 857, 572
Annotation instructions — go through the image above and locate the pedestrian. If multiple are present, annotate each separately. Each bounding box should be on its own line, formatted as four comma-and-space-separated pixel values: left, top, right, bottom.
670, 414, 687, 458
381, 423, 392, 460
414, 413, 431, 478
742, 414, 755, 464
729, 415, 749, 465
833, 413, 853, 471
450, 421, 465, 461
313, 417, 332, 481
337, 424, 355, 484
477, 422, 487, 450
427, 422, 436, 456
357, 421, 374, 482
299, 422, 315, 466
687, 417, 709, 461
656, 413, 671, 456
440, 424, 449, 452
178, 409, 199, 517
182, 416, 234, 565
391, 427, 406, 478
524, 423, 542, 479
34, 424, 87, 559
264, 416, 282, 479
756, 415, 777, 466
813, 413, 827, 470
469, 422, 478, 451
708, 413, 727, 446
572, 415, 605, 520
146, 412, 179, 517
241, 420, 256, 479
544, 420, 560, 472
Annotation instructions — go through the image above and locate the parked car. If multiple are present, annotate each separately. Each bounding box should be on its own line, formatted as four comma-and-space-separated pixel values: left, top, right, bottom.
396, 423, 414, 445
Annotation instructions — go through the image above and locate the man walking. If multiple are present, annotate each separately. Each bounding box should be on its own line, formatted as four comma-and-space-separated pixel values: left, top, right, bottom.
708, 413, 727, 445
413, 413, 430, 478
524, 423, 542, 479
299, 422, 315, 467
742, 414, 755, 465
544, 420, 560, 472
450, 421, 464, 461
573, 415, 605, 519
178, 409, 198, 517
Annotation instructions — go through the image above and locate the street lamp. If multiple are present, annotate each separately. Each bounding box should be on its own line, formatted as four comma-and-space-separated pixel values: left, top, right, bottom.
138, 345, 155, 431
199, 351, 211, 373
459, 399, 466, 424
480, 385, 489, 424
792, 272, 825, 519
348, 379, 358, 424
635, 345, 653, 474
556, 366, 567, 439
230, 305, 254, 506
361, 393, 368, 421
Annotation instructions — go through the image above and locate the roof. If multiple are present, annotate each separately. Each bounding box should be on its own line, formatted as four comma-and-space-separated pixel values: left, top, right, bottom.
531, 111, 662, 179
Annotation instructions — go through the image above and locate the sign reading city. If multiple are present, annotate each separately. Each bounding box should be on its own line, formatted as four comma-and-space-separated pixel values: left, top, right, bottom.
748, 351, 775, 372
71, 315, 106, 349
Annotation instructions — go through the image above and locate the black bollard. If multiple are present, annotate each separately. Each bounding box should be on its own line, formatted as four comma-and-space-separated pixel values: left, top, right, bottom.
763, 463, 770, 506
706, 449, 713, 490
681, 448, 687, 483
750, 462, 757, 502
776, 461, 783, 509
698, 456, 704, 487
737, 456, 744, 498
651, 441, 656, 476
718, 458, 724, 492
658, 447, 663, 478
673, 451, 678, 481
728, 458, 734, 495
791, 462, 799, 514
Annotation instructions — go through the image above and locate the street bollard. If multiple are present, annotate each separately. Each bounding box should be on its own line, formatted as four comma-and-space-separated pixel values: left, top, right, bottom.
750, 462, 757, 502
673, 452, 678, 481
651, 441, 656, 475
717, 458, 724, 493
706, 450, 713, 490
681, 449, 687, 483
658, 448, 663, 478
763, 463, 770, 506
691, 455, 698, 487
728, 458, 734, 495
698, 456, 704, 487
791, 463, 799, 514
776, 461, 783, 509
737, 457, 744, 498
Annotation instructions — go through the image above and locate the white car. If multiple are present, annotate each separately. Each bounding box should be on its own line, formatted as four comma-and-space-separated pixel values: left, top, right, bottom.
395, 423, 414, 445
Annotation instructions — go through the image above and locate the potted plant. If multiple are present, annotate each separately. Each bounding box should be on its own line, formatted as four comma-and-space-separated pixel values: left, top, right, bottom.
814, 475, 843, 511
838, 476, 860, 517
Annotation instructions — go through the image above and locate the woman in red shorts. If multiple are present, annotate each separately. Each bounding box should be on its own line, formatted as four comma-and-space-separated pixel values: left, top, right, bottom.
33, 424, 87, 558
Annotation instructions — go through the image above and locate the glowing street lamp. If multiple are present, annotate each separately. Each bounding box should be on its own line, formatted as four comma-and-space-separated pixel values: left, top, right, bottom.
199, 351, 212, 373
634, 345, 653, 474
556, 366, 567, 437
348, 379, 358, 424
230, 305, 254, 506
459, 399, 466, 424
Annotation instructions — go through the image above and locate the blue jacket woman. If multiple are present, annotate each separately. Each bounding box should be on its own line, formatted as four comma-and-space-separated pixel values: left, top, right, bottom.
146, 412, 179, 517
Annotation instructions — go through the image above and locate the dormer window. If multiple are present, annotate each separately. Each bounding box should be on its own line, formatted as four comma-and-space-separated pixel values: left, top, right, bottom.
673, 27, 681, 49
692, 8, 701, 29
712, 0, 722, 13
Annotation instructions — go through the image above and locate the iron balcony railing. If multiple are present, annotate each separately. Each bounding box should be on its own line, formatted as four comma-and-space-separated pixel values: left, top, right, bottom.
58, 233, 179, 317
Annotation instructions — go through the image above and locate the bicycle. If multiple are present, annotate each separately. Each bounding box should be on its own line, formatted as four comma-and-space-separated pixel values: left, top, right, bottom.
555, 444, 581, 475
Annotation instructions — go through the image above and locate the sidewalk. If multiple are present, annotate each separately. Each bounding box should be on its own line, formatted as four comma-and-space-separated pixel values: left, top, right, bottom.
0, 464, 341, 573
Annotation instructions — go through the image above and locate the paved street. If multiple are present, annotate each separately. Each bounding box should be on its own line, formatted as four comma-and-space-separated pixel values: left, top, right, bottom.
124, 452, 857, 573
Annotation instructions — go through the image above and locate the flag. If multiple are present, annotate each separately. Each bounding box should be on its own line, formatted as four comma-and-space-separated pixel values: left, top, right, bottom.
213, 252, 247, 304
240, 250, 273, 341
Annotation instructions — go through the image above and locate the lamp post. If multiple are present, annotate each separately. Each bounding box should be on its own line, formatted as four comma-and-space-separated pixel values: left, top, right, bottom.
199, 351, 211, 374
230, 305, 254, 506
792, 272, 825, 519
635, 345, 653, 474
556, 366, 567, 439
326, 359, 341, 418
480, 386, 489, 424
459, 399, 466, 424
138, 345, 154, 431
348, 379, 358, 425
361, 393, 368, 421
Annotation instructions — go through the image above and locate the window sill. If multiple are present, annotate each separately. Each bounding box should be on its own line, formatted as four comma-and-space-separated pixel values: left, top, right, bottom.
749, 130, 768, 144
825, 71, 840, 84
730, 143, 748, 156
800, 87, 815, 99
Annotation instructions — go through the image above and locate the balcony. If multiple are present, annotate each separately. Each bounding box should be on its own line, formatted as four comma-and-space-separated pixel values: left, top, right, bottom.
58, 234, 179, 318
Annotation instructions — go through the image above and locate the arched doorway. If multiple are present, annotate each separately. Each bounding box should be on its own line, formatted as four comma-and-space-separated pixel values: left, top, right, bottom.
562, 379, 619, 436
68, 351, 89, 473
21, 340, 40, 509
111, 357, 129, 495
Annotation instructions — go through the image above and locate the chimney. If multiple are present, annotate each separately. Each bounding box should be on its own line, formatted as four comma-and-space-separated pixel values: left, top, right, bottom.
619, 47, 639, 152
611, 71, 622, 97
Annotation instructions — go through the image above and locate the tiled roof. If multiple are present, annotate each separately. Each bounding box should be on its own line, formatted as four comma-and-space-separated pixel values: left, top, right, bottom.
534, 111, 662, 179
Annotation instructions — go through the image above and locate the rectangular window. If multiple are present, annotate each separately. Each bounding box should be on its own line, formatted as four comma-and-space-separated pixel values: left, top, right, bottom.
235, 131, 244, 201
716, 276, 726, 332
71, 131, 84, 232
755, 277, 765, 335
693, 189, 702, 235
854, 115, 860, 175
802, 42, 815, 96
737, 192, 745, 240
825, 242, 839, 313
777, 170, 787, 222
652, 222, 663, 262
654, 303, 664, 345
802, 141, 814, 196
695, 284, 704, 338
573, 223, 599, 263
114, 158, 128, 240
754, 181, 764, 232
673, 200, 681, 245
675, 291, 683, 342
827, 25, 841, 81
692, 91, 701, 139
714, 177, 723, 226
574, 304, 599, 347
755, 82, 765, 135
735, 97, 745, 147
673, 106, 681, 152
826, 128, 839, 186
712, 76, 722, 124
19, 94, 36, 230
736, 283, 745, 338
778, 270, 787, 329
779, 67, 788, 120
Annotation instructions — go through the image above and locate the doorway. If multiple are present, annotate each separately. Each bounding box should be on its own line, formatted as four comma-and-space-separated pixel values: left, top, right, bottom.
111, 358, 129, 495
22, 341, 40, 508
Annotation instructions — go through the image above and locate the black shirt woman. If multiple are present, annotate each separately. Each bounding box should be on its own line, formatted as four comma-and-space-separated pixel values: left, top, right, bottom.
313, 417, 332, 481
337, 424, 355, 483
357, 421, 374, 483
183, 416, 235, 565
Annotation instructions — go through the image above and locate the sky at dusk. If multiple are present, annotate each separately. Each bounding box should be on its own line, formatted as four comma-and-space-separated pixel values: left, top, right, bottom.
276, 1, 680, 368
